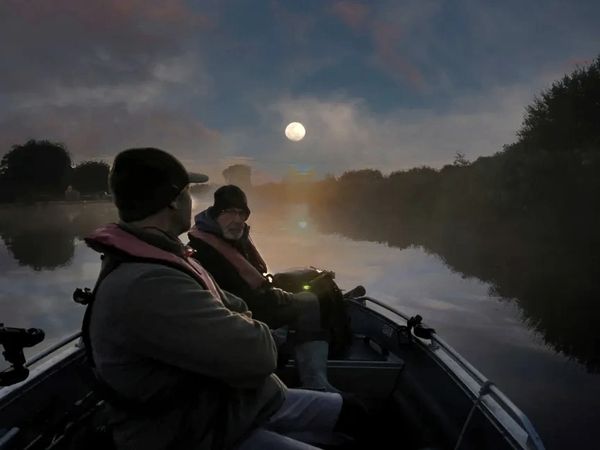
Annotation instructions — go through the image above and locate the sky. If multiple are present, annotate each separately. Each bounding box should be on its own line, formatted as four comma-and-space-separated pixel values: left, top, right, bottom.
0, 0, 599, 183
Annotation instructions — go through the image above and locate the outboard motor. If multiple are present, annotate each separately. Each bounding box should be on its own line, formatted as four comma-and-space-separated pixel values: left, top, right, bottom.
0, 324, 45, 386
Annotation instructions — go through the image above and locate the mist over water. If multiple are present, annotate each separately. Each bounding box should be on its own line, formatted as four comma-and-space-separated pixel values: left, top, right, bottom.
0, 199, 598, 449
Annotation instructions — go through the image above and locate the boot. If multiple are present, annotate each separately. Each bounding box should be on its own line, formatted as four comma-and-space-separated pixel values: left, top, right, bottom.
294, 340, 340, 393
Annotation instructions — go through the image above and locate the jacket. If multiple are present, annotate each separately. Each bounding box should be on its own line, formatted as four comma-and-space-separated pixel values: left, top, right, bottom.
187, 211, 295, 326
86, 223, 285, 450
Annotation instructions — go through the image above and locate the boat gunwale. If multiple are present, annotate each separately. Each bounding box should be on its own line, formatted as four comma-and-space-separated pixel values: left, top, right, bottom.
0, 340, 83, 406
352, 296, 546, 450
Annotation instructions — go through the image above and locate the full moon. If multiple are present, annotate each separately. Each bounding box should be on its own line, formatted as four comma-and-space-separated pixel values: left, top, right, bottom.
285, 122, 306, 141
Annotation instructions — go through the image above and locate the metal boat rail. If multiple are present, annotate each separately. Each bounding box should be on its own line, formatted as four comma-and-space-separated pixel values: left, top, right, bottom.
0, 331, 83, 401
25, 331, 82, 368
360, 296, 545, 450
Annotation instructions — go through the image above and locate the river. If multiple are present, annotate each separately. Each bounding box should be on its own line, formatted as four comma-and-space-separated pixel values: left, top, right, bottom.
0, 199, 598, 449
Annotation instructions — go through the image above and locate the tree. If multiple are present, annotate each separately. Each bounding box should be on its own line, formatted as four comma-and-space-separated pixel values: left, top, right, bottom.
517, 56, 600, 153
338, 169, 384, 184
0, 139, 72, 201
71, 161, 110, 195
453, 152, 470, 167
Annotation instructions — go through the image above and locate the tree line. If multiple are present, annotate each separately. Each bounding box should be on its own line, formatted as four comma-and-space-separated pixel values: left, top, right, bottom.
250, 56, 600, 231
308, 56, 600, 241
0, 140, 110, 203
250, 56, 600, 371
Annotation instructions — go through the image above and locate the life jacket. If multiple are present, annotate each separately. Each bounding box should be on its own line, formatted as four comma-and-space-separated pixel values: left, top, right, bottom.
77, 223, 226, 414
87, 223, 224, 301
188, 226, 267, 290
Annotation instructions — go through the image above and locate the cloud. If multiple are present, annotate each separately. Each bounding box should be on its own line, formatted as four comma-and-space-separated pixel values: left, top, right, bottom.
222, 72, 562, 177
9, 53, 212, 111
1, 0, 597, 183
269, 0, 318, 44
330, 1, 370, 31
329, 0, 600, 96
370, 20, 426, 90
328, 0, 446, 90
0, 105, 222, 164
0, 0, 211, 96
0, 1, 219, 167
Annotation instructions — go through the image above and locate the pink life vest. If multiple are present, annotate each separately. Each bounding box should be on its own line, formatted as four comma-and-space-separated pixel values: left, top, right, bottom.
86, 223, 224, 302
188, 226, 267, 290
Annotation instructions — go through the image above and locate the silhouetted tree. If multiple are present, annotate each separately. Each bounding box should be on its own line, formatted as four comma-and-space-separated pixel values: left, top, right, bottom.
338, 169, 384, 184
453, 152, 470, 167
0, 178, 15, 203
71, 161, 110, 195
517, 56, 600, 154
305, 56, 600, 371
0, 140, 72, 201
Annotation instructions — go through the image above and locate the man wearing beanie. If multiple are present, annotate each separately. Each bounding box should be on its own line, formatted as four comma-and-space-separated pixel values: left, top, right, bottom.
188, 185, 339, 393
84, 149, 346, 450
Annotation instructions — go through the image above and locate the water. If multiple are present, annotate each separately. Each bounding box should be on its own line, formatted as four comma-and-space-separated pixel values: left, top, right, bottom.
0, 200, 598, 449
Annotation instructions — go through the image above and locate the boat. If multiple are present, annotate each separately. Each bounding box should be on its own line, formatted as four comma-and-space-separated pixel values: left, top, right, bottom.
0, 290, 545, 450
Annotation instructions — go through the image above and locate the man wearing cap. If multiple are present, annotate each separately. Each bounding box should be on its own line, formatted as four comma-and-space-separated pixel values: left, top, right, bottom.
84, 149, 351, 450
187, 185, 339, 393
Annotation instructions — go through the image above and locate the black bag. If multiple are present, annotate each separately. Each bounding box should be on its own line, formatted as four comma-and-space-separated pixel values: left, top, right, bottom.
271, 268, 352, 357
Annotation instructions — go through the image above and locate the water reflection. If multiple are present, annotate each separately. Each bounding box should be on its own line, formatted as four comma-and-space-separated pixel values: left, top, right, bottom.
2, 201, 598, 372
0, 202, 118, 271
255, 203, 600, 450
310, 208, 600, 372
0, 201, 598, 449
0, 202, 118, 355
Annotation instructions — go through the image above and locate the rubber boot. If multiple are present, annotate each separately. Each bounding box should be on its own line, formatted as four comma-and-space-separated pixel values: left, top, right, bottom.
294, 340, 340, 393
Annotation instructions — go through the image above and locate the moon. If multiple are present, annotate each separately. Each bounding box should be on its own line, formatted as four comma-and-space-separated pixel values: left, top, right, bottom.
285, 122, 306, 141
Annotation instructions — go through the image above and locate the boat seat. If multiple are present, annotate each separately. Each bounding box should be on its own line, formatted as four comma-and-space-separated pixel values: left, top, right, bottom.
278, 334, 404, 396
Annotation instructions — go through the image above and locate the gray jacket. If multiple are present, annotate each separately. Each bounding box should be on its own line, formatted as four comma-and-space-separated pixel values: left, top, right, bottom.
88, 226, 285, 450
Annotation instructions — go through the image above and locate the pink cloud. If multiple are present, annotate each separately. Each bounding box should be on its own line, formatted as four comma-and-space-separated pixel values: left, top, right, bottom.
330, 1, 370, 31
329, 3, 425, 90
371, 21, 426, 90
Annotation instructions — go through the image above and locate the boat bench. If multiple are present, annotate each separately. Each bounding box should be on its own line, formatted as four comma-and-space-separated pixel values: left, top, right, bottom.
278, 334, 405, 397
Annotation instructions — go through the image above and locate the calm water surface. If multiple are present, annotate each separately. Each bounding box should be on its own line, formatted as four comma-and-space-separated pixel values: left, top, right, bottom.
0, 200, 598, 449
